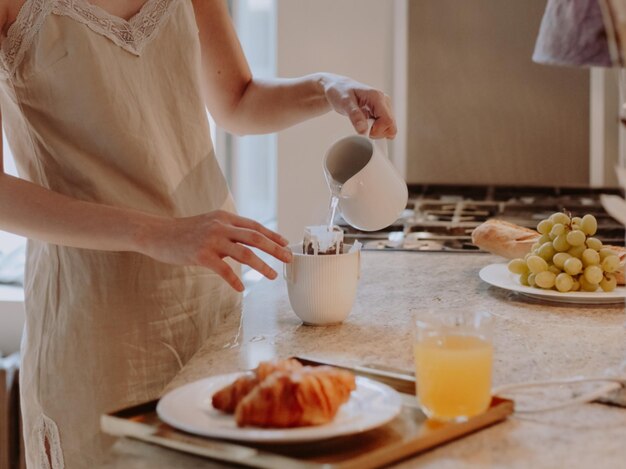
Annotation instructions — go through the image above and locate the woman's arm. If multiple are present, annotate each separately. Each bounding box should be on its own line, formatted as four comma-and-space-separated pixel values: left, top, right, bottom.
192, 0, 397, 139
0, 117, 291, 292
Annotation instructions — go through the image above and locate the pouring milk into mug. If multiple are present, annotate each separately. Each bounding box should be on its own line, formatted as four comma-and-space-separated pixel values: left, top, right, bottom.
284, 131, 407, 326
323, 133, 408, 231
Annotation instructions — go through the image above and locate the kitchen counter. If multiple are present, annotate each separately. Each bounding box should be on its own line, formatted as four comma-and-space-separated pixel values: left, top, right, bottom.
101, 252, 626, 469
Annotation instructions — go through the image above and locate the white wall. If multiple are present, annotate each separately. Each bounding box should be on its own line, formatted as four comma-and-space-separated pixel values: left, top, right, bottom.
1, 133, 26, 252
276, 0, 395, 242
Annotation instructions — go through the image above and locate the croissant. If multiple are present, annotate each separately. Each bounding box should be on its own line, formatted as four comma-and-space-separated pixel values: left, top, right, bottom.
235, 366, 356, 428
212, 358, 303, 413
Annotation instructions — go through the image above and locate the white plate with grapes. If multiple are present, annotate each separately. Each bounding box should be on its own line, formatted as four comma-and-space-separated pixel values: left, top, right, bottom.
479, 263, 626, 305
479, 212, 625, 304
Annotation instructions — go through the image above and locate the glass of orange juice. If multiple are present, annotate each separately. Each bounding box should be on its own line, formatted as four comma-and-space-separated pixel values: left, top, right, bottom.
413, 309, 493, 422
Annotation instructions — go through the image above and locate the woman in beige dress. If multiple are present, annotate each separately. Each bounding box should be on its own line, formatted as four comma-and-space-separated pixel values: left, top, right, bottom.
0, 0, 396, 467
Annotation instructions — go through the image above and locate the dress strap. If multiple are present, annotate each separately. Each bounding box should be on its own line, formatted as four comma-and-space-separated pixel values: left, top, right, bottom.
0, 0, 53, 79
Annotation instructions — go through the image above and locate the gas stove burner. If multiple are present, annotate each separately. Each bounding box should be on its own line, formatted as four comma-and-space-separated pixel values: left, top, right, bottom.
337, 184, 625, 252
363, 238, 481, 252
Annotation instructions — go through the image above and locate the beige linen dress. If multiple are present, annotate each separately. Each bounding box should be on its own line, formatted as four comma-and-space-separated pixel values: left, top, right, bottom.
0, 0, 242, 467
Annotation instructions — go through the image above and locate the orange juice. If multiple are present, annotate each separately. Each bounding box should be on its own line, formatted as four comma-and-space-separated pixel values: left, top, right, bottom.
414, 334, 493, 421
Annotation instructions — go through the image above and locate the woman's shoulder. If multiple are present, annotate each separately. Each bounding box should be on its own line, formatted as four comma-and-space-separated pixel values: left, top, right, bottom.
0, 0, 25, 40
0, 1, 9, 39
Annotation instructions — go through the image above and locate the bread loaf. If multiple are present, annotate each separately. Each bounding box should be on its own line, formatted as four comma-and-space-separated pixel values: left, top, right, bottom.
471, 220, 540, 260
472, 219, 625, 285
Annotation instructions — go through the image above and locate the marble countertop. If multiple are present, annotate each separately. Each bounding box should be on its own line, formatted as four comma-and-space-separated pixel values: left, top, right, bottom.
101, 251, 626, 469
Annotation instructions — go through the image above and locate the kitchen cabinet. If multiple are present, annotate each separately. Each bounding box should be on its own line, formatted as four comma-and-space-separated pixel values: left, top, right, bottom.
0, 286, 24, 356
0, 353, 21, 469
406, 0, 597, 186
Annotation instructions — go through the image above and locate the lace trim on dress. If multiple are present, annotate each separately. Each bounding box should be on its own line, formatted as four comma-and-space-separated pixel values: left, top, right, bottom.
56, 0, 178, 55
0, 0, 180, 79
36, 413, 65, 469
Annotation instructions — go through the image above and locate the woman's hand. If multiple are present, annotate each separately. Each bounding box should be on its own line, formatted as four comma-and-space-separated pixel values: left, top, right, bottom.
320, 74, 397, 139
138, 210, 292, 292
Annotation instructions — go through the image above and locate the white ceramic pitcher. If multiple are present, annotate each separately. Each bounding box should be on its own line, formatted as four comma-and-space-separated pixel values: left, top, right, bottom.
324, 135, 408, 231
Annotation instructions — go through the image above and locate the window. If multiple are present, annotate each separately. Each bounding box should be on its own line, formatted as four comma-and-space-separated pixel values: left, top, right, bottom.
224, 0, 277, 227
0, 135, 26, 256
222, 0, 278, 286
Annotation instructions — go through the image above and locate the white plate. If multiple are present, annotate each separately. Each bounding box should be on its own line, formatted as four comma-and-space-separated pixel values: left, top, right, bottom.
479, 263, 626, 305
156, 372, 402, 443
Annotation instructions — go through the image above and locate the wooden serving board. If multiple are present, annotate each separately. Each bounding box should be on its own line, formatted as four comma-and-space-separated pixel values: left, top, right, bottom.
101, 357, 514, 469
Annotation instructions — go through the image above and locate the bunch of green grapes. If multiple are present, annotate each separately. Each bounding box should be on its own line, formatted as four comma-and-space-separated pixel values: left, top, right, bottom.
507, 212, 622, 293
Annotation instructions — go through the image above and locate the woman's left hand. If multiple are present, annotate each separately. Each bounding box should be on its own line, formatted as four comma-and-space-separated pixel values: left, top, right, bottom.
320, 74, 397, 139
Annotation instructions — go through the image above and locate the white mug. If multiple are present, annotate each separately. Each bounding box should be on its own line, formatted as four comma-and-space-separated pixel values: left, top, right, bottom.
324, 136, 408, 231
283, 244, 360, 325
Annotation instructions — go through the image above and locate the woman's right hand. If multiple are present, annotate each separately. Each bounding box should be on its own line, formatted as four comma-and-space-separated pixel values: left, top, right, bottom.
138, 210, 292, 292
